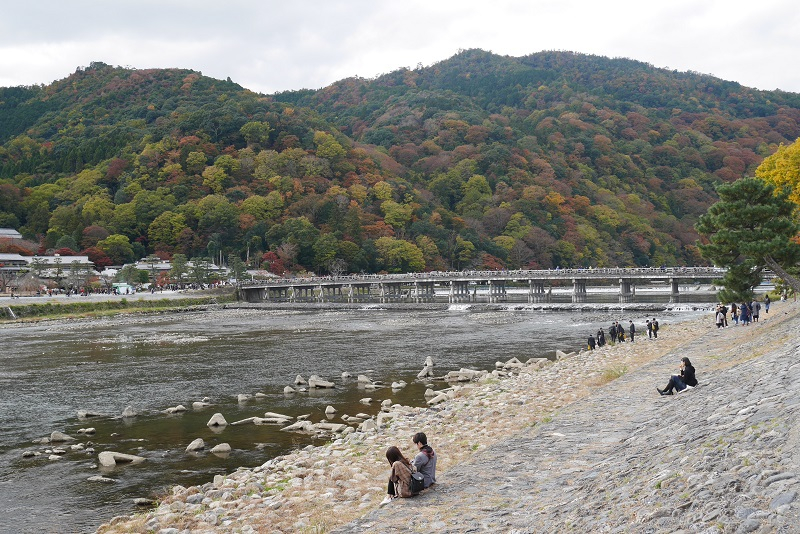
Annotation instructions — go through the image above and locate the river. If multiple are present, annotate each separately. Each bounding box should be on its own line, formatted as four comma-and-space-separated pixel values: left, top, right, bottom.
0, 304, 711, 533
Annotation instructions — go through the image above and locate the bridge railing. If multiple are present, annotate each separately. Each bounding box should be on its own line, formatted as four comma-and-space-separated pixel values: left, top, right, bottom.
239, 266, 726, 289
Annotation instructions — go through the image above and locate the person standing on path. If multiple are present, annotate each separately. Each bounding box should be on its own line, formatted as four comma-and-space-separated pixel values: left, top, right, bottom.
657, 357, 698, 395
764, 295, 771, 314
411, 432, 437, 489
752, 300, 761, 322
652, 318, 659, 338
609, 323, 617, 344
588, 334, 596, 350
740, 302, 751, 325
646, 319, 653, 339
716, 306, 725, 328
629, 320, 636, 342
598, 328, 606, 347
730, 303, 739, 325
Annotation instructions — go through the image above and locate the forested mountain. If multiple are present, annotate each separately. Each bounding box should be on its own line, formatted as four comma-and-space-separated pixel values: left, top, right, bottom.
1, 50, 799, 274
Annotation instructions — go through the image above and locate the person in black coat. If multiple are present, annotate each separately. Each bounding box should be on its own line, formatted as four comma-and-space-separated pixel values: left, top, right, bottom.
657, 357, 697, 395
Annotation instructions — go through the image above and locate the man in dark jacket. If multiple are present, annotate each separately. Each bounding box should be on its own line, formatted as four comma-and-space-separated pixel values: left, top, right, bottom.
629, 320, 636, 342
412, 432, 437, 488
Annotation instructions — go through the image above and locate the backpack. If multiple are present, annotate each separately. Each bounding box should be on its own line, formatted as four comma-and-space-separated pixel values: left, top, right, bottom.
410, 471, 425, 494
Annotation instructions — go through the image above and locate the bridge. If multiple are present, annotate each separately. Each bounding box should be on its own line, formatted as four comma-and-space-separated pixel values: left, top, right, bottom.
238, 267, 726, 304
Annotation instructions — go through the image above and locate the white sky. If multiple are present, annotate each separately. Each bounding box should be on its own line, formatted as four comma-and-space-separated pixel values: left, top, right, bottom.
1, 0, 798, 95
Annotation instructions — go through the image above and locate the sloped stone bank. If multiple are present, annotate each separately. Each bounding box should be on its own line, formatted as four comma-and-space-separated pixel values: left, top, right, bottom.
97, 303, 799, 533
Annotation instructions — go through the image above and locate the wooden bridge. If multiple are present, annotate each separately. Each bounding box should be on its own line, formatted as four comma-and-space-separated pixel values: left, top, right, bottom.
238, 267, 726, 304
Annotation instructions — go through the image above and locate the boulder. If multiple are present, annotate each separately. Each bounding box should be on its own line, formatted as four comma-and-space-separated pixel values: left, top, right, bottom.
417, 365, 433, 378
121, 406, 138, 418
206, 413, 228, 428
357, 375, 372, 384
77, 410, 104, 419
381, 399, 393, 408
237, 394, 253, 403
210, 443, 231, 454
87, 475, 117, 483
424, 356, 434, 367
363, 383, 381, 391
359, 419, 377, 432
255, 393, 267, 398
341, 371, 352, 378
526, 357, 551, 369
294, 374, 307, 385
359, 398, 372, 404
283, 386, 296, 394
315, 422, 347, 433
424, 388, 436, 397
133, 497, 156, 506
264, 411, 293, 420
325, 405, 337, 415
280, 421, 314, 432
48, 455, 62, 461
308, 376, 335, 388
427, 393, 449, 405
98, 451, 146, 467
49, 431, 76, 442
192, 401, 212, 410
230, 417, 259, 426
185, 438, 205, 452
391, 381, 407, 389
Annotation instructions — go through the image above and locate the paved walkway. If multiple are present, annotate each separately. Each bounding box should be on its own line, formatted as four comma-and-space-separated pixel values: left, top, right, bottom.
335, 304, 800, 533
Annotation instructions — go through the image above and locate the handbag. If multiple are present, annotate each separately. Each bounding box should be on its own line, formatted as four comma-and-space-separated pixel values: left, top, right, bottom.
410, 471, 425, 494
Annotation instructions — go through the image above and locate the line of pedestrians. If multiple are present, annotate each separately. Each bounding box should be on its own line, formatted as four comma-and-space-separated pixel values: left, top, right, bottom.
588, 318, 659, 350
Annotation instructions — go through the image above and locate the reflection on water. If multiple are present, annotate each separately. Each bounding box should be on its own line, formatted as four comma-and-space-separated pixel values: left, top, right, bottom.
0, 305, 710, 533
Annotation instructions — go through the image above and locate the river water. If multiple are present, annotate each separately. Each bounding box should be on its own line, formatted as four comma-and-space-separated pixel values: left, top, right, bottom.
0, 303, 711, 533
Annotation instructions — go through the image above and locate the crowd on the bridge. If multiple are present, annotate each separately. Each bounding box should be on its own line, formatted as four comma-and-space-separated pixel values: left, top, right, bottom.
714, 296, 770, 328
587, 317, 659, 350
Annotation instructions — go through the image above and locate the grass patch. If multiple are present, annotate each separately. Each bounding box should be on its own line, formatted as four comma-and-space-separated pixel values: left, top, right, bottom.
0, 294, 235, 321
592, 365, 628, 386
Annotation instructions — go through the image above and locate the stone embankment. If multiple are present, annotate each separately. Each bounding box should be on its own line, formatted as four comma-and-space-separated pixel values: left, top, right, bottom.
98, 302, 800, 534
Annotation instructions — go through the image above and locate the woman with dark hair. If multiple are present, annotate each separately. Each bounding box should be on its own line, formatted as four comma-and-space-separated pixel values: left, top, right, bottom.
380, 445, 416, 505
657, 357, 697, 395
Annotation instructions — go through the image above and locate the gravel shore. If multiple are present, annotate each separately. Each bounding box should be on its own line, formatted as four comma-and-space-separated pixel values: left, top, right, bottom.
97, 301, 800, 533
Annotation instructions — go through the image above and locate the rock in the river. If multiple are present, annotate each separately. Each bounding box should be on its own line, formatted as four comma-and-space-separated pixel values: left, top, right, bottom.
98, 451, 146, 467
357, 374, 372, 384
121, 406, 138, 418
87, 475, 117, 483
49, 431, 76, 442
22, 450, 37, 458
283, 386, 296, 394
191, 401, 212, 410
294, 374, 307, 385
391, 381, 407, 389
360, 398, 372, 404
133, 497, 156, 506
77, 427, 96, 434
207, 413, 228, 427
341, 371, 352, 378
185, 438, 205, 452
325, 405, 337, 415
210, 443, 231, 454
308, 375, 335, 388
237, 394, 253, 403
77, 410, 104, 419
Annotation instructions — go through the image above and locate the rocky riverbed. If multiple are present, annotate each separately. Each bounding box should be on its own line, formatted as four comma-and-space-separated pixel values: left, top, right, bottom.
96, 301, 800, 533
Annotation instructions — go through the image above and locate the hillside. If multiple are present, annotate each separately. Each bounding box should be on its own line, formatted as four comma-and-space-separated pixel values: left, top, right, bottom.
1, 51, 799, 275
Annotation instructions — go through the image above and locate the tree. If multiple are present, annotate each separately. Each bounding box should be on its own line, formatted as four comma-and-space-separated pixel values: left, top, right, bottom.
98, 234, 135, 265
756, 138, 800, 208
696, 177, 800, 301
228, 254, 246, 282
190, 257, 212, 285
375, 237, 425, 273
170, 253, 189, 287
240, 121, 272, 148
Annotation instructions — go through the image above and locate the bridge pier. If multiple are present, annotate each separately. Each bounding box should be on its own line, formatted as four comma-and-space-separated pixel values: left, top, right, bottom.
320, 284, 345, 302
572, 279, 587, 303
348, 283, 372, 303
528, 280, 548, 303
670, 278, 680, 303
619, 279, 635, 303
379, 282, 403, 303
413, 281, 435, 303
488, 280, 507, 303
449, 280, 471, 303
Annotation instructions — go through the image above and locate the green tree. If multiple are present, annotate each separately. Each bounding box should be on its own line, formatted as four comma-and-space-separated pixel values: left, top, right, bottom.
696, 177, 800, 301
98, 234, 135, 265
170, 253, 189, 287
375, 237, 425, 273
240, 121, 272, 148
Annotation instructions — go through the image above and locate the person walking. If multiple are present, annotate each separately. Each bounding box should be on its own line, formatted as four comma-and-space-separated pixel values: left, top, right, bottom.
715, 307, 725, 328
628, 320, 636, 342
588, 334, 596, 350
652, 318, 659, 338
730, 303, 739, 325
598, 328, 606, 347
764, 295, 771, 314
609, 323, 617, 344
646, 319, 653, 339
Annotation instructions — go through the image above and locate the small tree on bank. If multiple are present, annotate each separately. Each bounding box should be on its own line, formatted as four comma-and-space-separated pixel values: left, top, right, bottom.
696, 177, 800, 302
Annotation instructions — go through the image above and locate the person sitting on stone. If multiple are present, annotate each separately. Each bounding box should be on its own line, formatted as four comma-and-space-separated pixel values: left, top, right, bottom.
380, 445, 416, 505
657, 357, 697, 395
412, 432, 437, 489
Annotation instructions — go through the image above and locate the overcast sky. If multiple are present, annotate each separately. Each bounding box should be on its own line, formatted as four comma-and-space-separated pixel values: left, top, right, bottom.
1, 0, 798, 95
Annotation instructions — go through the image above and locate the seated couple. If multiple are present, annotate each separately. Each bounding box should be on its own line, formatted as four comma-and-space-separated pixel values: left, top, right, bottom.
381, 432, 437, 505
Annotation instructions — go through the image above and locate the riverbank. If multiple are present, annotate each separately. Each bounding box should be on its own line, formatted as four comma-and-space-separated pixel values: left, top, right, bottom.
0, 289, 235, 322
95, 301, 800, 533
